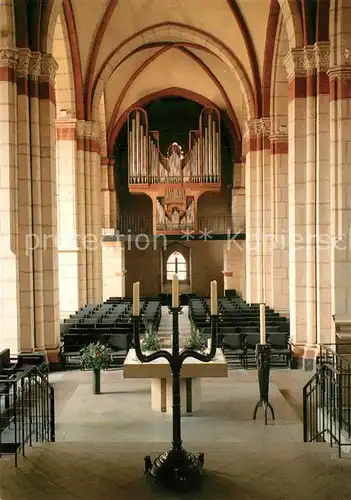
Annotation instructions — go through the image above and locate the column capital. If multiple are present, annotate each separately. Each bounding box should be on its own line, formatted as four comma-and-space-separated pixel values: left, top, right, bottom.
0, 47, 18, 69
284, 48, 306, 82
245, 117, 271, 137
314, 42, 330, 73
91, 122, 100, 142
29, 51, 41, 80
284, 44, 330, 81
17, 48, 31, 78
108, 158, 115, 167
40, 53, 58, 85
76, 120, 87, 138
328, 65, 351, 80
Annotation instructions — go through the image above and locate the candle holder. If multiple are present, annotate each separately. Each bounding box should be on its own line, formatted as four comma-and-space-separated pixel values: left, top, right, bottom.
252, 343, 275, 425
133, 310, 218, 492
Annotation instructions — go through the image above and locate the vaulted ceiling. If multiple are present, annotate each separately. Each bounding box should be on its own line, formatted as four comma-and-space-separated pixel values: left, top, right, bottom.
45, 0, 329, 152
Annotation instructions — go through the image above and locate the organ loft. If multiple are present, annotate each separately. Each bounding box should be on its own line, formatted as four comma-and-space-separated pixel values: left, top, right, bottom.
127, 107, 221, 234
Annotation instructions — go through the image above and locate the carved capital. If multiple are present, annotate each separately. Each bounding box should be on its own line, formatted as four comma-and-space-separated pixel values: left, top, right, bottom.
0, 47, 18, 69
304, 46, 316, 75
29, 52, 41, 80
91, 122, 100, 141
76, 120, 86, 139
17, 48, 31, 78
314, 42, 330, 73
40, 53, 58, 85
260, 117, 271, 136
284, 48, 306, 82
328, 65, 351, 80
84, 121, 92, 139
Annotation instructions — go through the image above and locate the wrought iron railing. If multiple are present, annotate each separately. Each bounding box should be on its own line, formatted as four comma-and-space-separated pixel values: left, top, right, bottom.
303, 344, 351, 457
116, 215, 245, 236
0, 366, 55, 466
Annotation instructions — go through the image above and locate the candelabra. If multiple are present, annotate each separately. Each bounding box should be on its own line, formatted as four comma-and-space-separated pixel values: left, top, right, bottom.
252, 343, 275, 425
133, 308, 218, 492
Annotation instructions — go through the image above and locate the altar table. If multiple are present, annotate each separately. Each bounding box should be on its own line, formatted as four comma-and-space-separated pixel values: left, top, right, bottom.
123, 348, 228, 414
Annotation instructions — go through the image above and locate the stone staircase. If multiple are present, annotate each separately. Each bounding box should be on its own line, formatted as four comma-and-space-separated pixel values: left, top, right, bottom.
157, 306, 191, 348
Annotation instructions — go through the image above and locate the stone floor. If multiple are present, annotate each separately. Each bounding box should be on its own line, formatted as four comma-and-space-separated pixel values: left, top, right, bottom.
2, 368, 351, 499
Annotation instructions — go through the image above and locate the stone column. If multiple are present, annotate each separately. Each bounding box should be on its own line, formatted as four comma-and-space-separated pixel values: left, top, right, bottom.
39, 54, 60, 361
90, 123, 102, 303
102, 241, 126, 300
84, 122, 93, 302
29, 51, 45, 350
17, 48, 35, 352
328, 65, 351, 336
101, 158, 110, 230
108, 158, 117, 229
315, 43, 332, 344
0, 46, 19, 353
284, 49, 308, 348
56, 116, 79, 318
233, 159, 245, 234
244, 122, 258, 304
260, 119, 272, 307
76, 120, 87, 306
269, 132, 289, 314
305, 46, 317, 349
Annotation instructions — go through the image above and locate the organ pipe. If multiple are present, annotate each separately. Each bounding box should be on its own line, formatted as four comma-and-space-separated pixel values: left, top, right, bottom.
136, 111, 140, 178
212, 120, 216, 180
208, 113, 213, 178
131, 119, 136, 179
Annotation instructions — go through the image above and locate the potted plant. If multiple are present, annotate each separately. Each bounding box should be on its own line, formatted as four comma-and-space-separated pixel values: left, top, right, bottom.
142, 322, 161, 353
184, 323, 206, 352
80, 342, 112, 394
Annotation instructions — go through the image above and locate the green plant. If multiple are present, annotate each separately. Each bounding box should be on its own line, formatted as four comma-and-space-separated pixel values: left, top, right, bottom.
80, 342, 112, 370
184, 323, 206, 352
142, 322, 161, 352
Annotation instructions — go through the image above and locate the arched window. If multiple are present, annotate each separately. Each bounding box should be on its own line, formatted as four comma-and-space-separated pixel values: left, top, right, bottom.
166, 251, 187, 281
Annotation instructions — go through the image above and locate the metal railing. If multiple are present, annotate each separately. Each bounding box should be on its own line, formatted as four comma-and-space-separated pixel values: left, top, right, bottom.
303, 344, 351, 457
116, 214, 245, 236
0, 365, 55, 466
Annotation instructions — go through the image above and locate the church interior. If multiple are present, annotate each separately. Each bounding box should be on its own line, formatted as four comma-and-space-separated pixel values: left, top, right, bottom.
2, 0, 351, 497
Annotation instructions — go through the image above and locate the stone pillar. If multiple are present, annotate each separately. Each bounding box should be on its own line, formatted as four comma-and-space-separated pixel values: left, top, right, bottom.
39, 54, 60, 360
223, 240, 246, 297
233, 159, 245, 233
328, 65, 351, 335
260, 119, 272, 307
284, 49, 308, 348
101, 157, 111, 230
29, 52, 45, 350
315, 43, 332, 344
75, 121, 102, 306
76, 120, 87, 306
305, 46, 317, 349
17, 48, 35, 352
90, 123, 102, 303
269, 132, 289, 315
108, 158, 117, 229
244, 122, 258, 304
56, 117, 79, 318
102, 241, 125, 300
0, 46, 19, 353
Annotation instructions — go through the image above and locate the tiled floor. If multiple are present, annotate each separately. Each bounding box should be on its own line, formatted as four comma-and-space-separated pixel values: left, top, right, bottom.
2, 368, 351, 499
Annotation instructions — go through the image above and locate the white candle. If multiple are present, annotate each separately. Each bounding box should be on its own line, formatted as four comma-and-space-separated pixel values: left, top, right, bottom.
260, 303, 266, 344
132, 281, 140, 316
210, 280, 218, 315
172, 274, 179, 308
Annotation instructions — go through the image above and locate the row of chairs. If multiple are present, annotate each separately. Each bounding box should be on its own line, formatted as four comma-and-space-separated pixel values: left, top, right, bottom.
60, 297, 162, 367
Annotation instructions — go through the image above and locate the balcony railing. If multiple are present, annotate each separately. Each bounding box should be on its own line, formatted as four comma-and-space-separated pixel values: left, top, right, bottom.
115, 215, 245, 236
129, 175, 220, 185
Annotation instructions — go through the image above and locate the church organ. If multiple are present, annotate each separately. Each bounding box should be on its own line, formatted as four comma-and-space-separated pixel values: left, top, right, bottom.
127, 107, 221, 234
